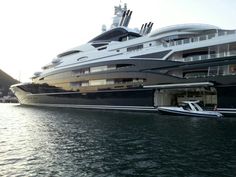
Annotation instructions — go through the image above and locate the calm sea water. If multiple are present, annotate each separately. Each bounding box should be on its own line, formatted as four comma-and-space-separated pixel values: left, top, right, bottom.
0, 103, 236, 177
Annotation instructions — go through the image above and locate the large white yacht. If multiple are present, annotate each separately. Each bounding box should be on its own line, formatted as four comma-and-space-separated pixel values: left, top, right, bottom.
11, 3, 236, 115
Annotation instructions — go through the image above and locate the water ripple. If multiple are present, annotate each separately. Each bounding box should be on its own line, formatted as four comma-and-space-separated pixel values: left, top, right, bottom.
0, 104, 236, 176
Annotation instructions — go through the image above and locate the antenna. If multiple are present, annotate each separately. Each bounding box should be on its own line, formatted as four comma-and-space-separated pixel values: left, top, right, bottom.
111, 3, 127, 28
18, 71, 21, 82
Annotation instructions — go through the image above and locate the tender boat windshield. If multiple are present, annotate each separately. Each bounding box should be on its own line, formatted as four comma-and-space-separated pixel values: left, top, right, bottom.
182, 104, 191, 111
192, 103, 203, 111
191, 103, 199, 111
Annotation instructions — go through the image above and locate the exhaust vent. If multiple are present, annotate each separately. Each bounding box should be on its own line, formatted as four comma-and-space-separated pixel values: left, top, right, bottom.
140, 22, 154, 35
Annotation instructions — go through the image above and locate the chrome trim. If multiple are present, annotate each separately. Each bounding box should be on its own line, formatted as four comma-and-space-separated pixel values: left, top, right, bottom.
144, 82, 214, 89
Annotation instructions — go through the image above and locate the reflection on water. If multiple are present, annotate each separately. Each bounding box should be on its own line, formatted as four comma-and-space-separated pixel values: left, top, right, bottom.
0, 103, 236, 176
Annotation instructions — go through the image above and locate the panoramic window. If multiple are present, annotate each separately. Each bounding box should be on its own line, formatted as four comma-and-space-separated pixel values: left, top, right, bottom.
89, 79, 107, 86
127, 44, 143, 52
73, 64, 134, 75
90, 66, 109, 73
229, 64, 236, 73
70, 78, 145, 88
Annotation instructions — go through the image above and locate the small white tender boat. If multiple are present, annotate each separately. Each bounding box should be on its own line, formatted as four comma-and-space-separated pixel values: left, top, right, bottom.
158, 101, 223, 118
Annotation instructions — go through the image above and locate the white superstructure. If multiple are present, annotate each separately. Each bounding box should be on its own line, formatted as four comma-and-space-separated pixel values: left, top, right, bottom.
11, 3, 236, 115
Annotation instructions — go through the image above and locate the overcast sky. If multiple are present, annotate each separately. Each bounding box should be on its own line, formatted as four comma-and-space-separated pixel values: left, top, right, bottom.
1, 0, 236, 82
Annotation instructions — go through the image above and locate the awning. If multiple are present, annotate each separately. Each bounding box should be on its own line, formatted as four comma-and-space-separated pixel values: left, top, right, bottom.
144, 82, 214, 89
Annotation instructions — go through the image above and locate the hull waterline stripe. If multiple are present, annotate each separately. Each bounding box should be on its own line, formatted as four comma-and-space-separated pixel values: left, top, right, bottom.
26, 88, 152, 96
22, 103, 158, 111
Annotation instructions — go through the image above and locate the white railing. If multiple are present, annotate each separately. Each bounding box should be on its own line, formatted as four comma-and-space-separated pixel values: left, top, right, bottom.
184, 65, 236, 79
171, 50, 236, 62
165, 30, 236, 47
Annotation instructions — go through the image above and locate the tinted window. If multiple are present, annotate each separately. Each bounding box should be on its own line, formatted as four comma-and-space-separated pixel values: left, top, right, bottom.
89, 27, 140, 42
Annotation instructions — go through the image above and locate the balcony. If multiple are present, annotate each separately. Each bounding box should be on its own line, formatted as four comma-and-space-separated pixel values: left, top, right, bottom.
171, 50, 236, 62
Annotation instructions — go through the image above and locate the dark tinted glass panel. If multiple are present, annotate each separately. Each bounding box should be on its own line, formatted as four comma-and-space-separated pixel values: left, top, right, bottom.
91, 43, 108, 48
131, 50, 171, 59
57, 50, 80, 58
127, 44, 143, 52
89, 27, 140, 42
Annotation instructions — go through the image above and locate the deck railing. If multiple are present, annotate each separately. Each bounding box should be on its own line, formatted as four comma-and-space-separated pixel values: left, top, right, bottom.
171, 50, 236, 62
165, 30, 236, 48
